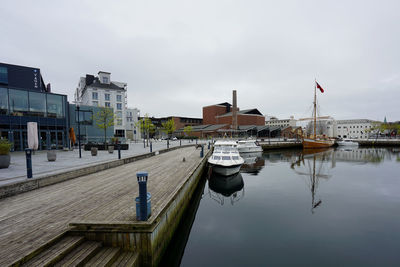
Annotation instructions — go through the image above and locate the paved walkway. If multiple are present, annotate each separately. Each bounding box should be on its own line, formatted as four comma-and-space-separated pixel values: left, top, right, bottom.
0, 139, 207, 186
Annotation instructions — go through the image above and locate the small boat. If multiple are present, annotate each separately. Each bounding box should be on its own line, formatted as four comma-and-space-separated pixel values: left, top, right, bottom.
208, 140, 244, 176
237, 139, 263, 153
302, 81, 334, 149
337, 139, 358, 146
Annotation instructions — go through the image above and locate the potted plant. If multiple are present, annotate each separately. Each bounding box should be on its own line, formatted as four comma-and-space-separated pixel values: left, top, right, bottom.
0, 139, 12, 169
91, 147, 98, 156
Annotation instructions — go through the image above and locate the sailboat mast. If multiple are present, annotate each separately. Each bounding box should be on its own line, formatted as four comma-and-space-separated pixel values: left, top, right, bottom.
314, 80, 317, 140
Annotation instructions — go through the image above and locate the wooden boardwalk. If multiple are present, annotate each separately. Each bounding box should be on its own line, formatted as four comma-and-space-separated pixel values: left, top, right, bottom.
0, 146, 206, 266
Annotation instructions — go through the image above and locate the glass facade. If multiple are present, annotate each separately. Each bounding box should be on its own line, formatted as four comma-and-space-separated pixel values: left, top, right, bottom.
0, 87, 65, 118
9, 89, 28, 115
29, 91, 46, 116
0, 87, 8, 115
47, 94, 64, 118
0, 67, 7, 84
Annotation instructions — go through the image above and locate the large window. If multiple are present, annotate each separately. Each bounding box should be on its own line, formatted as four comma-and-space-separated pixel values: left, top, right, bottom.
0, 67, 7, 84
0, 87, 8, 115
29, 91, 46, 116
9, 89, 28, 115
116, 95, 122, 102
76, 110, 93, 125
105, 93, 110, 101
47, 94, 64, 118
116, 103, 122, 110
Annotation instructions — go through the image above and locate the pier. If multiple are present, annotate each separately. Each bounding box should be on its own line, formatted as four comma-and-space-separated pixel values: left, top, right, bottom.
0, 145, 211, 266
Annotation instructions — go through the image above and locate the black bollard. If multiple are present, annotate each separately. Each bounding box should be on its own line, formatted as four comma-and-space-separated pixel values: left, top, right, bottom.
200, 145, 204, 158
208, 142, 210, 149
150, 141, 152, 153
25, 148, 32, 178
143, 138, 145, 148
118, 143, 121, 159
167, 139, 169, 149
136, 172, 150, 221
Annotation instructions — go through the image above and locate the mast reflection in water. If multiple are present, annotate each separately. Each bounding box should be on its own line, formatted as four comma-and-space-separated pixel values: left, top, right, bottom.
162, 147, 400, 267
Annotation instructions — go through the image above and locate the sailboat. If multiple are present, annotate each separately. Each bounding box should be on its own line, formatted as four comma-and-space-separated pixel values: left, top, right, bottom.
302, 81, 334, 149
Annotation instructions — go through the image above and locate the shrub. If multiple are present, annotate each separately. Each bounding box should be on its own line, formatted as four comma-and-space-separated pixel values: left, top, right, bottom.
0, 139, 12, 155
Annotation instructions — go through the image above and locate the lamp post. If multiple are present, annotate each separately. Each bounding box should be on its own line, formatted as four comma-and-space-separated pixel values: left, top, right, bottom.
76, 105, 82, 158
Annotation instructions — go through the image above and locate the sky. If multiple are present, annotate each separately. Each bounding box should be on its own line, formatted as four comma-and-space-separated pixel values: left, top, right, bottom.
2, 0, 399, 121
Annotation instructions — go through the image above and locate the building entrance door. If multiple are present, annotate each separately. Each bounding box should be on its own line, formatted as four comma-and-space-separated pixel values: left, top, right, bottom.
40, 131, 47, 150
13, 131, 21, 151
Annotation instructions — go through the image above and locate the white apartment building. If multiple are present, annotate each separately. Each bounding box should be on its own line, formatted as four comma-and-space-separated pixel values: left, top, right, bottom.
75, 71, 128, 138
266, 116, 297, 128
126, 107, 141, 141
336, 119, 377, 139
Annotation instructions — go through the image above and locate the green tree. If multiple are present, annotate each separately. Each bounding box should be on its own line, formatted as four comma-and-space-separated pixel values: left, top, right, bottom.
138, 114, 155, 147
183, 125, 193, 138
162, 119, 176, 139
93, 107, 115, 144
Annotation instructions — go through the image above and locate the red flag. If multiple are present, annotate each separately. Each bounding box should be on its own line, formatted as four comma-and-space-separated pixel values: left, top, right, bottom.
316, 82, 324, 93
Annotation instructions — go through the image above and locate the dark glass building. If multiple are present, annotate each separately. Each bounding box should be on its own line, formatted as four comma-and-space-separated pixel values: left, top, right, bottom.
0, 62, 68, 151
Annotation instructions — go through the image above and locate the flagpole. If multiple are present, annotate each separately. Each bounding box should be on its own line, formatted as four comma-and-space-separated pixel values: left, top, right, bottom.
314, 79, 317, 140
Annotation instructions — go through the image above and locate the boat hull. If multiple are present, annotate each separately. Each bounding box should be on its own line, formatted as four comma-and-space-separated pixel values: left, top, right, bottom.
302, 138, 334, 149
237, 146, 263, 153
211, 164, 242, 176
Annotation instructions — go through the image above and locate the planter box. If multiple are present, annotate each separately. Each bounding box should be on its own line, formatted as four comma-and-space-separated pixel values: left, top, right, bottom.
91, 147, 98, 156
47, 151, 57, 162
0, 154, 10, 169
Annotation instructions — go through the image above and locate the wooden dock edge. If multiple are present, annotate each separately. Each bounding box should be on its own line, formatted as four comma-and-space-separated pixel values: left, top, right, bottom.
69, 149, 212, 267
260, 142, 303, 150
0, 144, 195, 199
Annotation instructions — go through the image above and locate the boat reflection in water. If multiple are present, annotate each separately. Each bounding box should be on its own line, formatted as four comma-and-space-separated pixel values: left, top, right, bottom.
291, 148, 334, 213
240, 151, 265, 175
208, 172, 244, 206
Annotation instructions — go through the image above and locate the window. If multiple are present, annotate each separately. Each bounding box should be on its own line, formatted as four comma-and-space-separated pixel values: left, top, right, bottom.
29, 91, 46, 117
0, 87, 8, 114
0, 67, 8, 84
115, 129, 125, 137
92, 101, 98, 106
76, 110, 93, 125
338, 126, 341, 129
9, 89, 28, 115
222, 156, 231, 160
116, 95, 122, 102
92, 92, 98, 100
102, 77, 109, 83
116, 103, 122, 110
47, 94, 64, 118
105, 93, 110, 101
105, 102, 111, 107
213, 156, 221, 160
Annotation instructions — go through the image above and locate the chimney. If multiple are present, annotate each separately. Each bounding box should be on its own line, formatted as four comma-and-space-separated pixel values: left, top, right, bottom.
46, 83, 51, 92
232, 90, 238, 131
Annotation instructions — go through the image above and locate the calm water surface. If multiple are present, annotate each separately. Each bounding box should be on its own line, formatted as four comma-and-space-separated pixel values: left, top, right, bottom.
162, 147, 400, 266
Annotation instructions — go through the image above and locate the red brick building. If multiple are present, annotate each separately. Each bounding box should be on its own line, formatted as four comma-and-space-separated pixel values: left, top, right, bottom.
203, 103, 265, 127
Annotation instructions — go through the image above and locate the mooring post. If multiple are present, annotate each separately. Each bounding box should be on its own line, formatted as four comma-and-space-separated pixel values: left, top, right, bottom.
150, 141, 152, 153
143, 138, 145, 148
25, 148, 32, 178
208, 141, 210, 149
136, 172, 149, 221
118, 142, 121, 159
167, 139, 169, 149
180, 139, 181, 146
200, 145, 204, 158
196, 139, 198, 145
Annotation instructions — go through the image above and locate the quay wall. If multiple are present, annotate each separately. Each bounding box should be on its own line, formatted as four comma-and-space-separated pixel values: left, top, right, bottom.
259, 141, 302, 150
357, 140, 400, 146
0, 144, 195, 199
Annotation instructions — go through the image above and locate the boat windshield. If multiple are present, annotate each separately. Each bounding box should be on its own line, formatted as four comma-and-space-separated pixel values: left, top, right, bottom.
214, 146, 237, 153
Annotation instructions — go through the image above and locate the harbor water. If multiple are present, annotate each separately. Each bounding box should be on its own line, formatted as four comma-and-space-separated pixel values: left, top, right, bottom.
161, 147, 400, 266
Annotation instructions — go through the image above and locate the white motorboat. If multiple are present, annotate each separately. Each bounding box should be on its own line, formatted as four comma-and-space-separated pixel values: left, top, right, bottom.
237, 139, 263, 153
337, 139, 359, 146
208, 140, 244, 176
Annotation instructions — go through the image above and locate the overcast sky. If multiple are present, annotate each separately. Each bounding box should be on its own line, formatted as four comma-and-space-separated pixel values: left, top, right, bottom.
2, 0, 399, 121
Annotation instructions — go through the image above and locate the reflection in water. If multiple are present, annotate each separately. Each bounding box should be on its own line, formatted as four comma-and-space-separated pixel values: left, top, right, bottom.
208, 172, 244, 205
240, 152, 265, 175
291, 148, 334, 213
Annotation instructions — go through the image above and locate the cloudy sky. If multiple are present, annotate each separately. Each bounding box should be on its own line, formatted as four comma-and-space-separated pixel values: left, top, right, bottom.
2, 0, 399, 121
